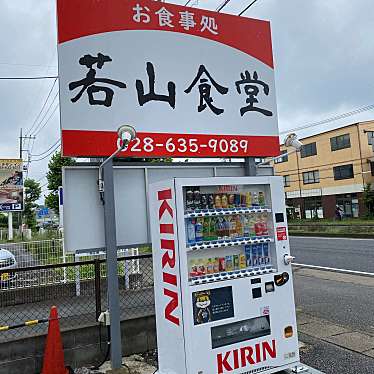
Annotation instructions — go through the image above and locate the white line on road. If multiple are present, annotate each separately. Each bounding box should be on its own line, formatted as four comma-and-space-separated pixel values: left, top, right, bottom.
291, 236, 374, 241
293, 262, 374, 277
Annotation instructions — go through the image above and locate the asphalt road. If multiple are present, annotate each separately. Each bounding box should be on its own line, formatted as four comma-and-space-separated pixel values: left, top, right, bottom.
290, 236, 374, 272
294, 268, 374, 373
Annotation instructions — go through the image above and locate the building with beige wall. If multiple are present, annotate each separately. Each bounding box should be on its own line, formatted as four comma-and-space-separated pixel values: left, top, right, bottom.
273, 120, 374, 219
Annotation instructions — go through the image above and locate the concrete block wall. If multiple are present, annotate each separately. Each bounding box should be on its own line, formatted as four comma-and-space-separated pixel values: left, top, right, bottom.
0, 315, 156, 374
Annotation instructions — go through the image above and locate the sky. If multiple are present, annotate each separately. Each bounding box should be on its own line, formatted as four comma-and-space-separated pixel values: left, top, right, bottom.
0, 0, 374, 201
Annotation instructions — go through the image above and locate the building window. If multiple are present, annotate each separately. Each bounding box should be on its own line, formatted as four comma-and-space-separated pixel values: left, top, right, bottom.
300, 142, 317, 158
304, 197, 323, 219
274, 150, 288, 164
283, 175, 290, 187
330, 134, 351, 151
367, 131, 374, 145
303, 170, 320, 184
333, 164, 354, 180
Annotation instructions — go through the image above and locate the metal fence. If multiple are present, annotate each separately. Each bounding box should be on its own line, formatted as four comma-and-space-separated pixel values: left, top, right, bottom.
0, 254, 154, 342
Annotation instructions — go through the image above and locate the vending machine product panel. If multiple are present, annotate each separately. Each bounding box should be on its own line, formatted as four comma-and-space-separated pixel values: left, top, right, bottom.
150, 176, 299, 374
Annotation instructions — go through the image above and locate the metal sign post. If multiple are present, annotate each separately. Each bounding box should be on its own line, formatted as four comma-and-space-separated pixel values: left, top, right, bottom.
102, 159, 122, 369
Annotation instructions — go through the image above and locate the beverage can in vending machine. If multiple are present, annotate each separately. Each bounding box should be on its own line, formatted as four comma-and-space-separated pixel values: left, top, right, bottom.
221, 194, 229, 209
228, 194, 235, 208
200, 194, 208, 210
245, 245, 252, 267
214, 194, 222, 209
208, 194, 214, 209
234, 193, 241, 207
257, 244, 264, 266
195, 218, 204, 242
186, 218, 196, 245
229, 216, 237, 238
186, 188, 194, 212
240, 193, 246, 207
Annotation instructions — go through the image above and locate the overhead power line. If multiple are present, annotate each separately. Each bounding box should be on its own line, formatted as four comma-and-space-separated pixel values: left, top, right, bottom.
0, 75, 58, 80
279, 103, 374, 135
33, 100, 59, 137
25, 78, 58, 136
31, 139, 61, 158
216, 0, 232, 12
31, 142, 61, 162
238, 0, 259, 16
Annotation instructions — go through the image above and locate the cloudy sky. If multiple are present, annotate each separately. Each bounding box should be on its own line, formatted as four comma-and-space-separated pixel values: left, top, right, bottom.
1, 0, 374, 199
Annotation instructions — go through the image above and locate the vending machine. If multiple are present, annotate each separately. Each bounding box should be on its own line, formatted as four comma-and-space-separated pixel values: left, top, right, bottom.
150, 176, 299, 374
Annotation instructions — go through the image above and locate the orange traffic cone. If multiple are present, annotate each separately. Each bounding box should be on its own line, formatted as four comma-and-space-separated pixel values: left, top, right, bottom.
41, 306, 69, 374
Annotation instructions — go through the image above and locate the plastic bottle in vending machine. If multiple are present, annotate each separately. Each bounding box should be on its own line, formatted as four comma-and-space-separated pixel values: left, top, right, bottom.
186, 188, 194, 212
246, 192, 252, 207
249, 213, 257, 236
254, 214, 265, 236
222, 217, 230, 239
193, 188, 201, 210
207, 258, 214, 274
203, 217, 210, 241
244, 245, 252, 268
242, 214, 250, 238
209, 217, 218, 241
195, 217, 204, 242
261, 213, 269, 236
258, 191, 265, 206
228, 194, 235, 208
229, 216, 237, 238
186, 218, 196, 245
235, 215, 243, 238
252, 192, 259, 206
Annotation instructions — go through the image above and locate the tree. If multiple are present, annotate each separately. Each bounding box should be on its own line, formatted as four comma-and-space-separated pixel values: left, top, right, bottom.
363, 183, 374, 217
23, 179, 41, 229
45, 152, 75, 213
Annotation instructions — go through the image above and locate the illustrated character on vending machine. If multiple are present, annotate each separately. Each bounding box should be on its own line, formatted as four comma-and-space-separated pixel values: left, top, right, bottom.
195, 291, 212, 324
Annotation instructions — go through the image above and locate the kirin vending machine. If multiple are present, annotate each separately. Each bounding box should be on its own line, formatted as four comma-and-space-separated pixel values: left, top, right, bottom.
150, 176, 299, 374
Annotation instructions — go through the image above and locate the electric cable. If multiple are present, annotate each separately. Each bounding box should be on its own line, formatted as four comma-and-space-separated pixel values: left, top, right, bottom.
31, 139, 61, 158
216, 0, 232, 12
24, 78, 58, 136
32, 92, 59, 136
33, 103, 59, 138
30, 143, 60, 162
0, 75, 58, 80
279, 104, 374, 135
238, 0, 259, 16
184, 0, 193, 5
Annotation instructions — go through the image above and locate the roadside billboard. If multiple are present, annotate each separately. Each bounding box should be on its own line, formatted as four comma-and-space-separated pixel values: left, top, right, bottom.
57, 0, 279, 158
0, 159, 23, 212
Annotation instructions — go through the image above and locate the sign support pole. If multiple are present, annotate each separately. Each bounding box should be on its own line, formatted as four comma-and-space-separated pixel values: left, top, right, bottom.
8, 212, 13, 241
102, 159, 122, 369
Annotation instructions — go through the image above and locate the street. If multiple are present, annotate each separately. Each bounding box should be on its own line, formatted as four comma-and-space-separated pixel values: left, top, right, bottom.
290, 236, 374, 272
291, 236, 374, 373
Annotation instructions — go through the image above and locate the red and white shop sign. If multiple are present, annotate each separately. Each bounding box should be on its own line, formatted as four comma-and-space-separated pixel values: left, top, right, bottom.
57, 0, 280, 158
276, 227, 287, 241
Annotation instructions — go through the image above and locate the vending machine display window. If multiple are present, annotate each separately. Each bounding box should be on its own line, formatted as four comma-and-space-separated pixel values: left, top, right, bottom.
211, 316, 271, 349
184, 184, 277, 285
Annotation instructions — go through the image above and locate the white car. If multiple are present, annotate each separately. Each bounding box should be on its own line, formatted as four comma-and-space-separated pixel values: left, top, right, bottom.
0, 248, 17, 283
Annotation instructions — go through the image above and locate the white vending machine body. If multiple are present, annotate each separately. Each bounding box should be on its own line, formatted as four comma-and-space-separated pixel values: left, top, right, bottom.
149, 177, 299, 374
